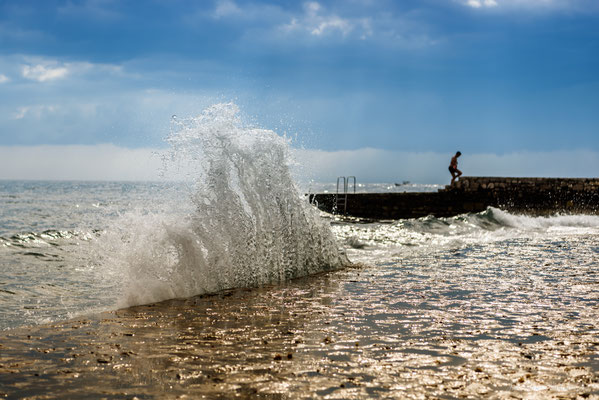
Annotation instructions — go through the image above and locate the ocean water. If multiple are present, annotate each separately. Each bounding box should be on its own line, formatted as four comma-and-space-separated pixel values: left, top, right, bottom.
4, 179, 598, 334
1, 104, 598, 339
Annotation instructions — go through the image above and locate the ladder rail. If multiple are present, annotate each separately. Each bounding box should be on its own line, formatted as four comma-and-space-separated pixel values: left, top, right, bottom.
335, 176, 356, 214
347, 176, 356, 194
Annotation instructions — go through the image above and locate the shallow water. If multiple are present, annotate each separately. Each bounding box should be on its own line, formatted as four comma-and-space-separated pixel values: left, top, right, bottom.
0, 180, 189, 330
1, 241, 598, 398
1, 181, 599, 331
2, 182, 599, 398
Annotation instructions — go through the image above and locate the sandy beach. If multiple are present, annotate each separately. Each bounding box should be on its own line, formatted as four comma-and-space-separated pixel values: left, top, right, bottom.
2, 261, 598, 399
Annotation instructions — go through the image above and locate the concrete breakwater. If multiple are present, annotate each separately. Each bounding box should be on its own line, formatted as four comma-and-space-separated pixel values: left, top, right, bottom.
309, 177, 599, 219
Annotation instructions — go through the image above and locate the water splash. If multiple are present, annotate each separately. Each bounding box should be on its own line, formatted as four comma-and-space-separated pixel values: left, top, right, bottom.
333, 206, 599, 265
104, 103, 348, 307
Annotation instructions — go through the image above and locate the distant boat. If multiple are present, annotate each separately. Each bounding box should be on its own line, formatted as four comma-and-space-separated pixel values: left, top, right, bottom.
395, 181, 410, 186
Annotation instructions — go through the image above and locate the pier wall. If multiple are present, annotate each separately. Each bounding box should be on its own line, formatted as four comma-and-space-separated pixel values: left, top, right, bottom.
309, 177, 599, 219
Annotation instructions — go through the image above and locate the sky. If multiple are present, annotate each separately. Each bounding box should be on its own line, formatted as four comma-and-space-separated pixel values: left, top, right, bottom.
0, 0, 598, 182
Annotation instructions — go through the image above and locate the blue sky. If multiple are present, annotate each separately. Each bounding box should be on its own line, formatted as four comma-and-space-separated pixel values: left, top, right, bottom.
1, 0, 598, 181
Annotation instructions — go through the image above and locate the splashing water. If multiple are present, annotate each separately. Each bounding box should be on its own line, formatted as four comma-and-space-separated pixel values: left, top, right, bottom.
331, 206, 599, 265
102, 103, 348, 307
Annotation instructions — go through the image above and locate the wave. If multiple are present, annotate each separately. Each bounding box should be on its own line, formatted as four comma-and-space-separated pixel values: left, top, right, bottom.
488, 208, 599, 231
96, 103, 348, 308
397, 207, 599, 236
0, 229, 97, 249
335, 207, 599, 261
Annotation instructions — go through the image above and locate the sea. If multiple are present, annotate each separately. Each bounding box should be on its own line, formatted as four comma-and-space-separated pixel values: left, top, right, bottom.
1, 103, 599, 341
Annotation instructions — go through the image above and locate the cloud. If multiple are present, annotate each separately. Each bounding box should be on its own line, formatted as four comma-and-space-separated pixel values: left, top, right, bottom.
213, 0, 242, 19
12, 105, 60, 120
0, 74, 9, 83
0, 145, 165, 181
13, 106, 29, 120
281, 2, 364, 38
310, 16, 353, 37
203, 0, 287, 23
273, 2, 436, 47
22, 63, 69, 82
460, 0, 598, 12
14, 56, 126, 85
210, 1, 370, 39
465, 0, 498, 8
205, 1, 433, 47
0, 62, 219, 146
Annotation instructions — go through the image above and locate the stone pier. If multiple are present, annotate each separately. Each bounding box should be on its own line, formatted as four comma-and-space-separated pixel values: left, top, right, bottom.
309, 177, 599, 219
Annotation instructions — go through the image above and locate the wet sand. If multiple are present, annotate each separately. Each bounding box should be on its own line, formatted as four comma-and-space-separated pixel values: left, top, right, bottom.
1, 263, 599, 399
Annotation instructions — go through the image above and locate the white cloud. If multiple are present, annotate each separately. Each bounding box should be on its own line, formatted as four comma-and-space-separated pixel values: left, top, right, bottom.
22, 64, 69, 82
204, 0, 287, 22
12, 105, 60, 120
17, 56, 125, 84
0, 72, 219, 147
466, 0, 498, 8
0, 145, 165, 181
305, 1, 321, 14
13, 107, 29, 120
275, 2, 434, 47
0, 74, 9, 83
280, 2, 365, 38
213, 0, 242, 18
311, 15, 353, 36
205, 1, 431, 46
461, 0, 596, 11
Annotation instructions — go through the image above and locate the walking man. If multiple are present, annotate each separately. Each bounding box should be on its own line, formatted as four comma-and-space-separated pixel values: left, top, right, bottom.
449, 151, 462, 184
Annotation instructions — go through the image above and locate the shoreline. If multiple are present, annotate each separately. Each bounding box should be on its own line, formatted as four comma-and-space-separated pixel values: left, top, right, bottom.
2, 264, 598, 399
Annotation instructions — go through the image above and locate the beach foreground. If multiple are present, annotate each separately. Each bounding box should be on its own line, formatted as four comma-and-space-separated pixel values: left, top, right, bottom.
2, 262, 598, 399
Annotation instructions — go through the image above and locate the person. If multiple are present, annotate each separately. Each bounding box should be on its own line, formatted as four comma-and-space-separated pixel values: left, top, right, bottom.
449, 151, 462, 184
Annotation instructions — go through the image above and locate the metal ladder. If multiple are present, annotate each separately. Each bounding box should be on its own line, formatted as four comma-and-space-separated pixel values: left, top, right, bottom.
336, 176, 356, 213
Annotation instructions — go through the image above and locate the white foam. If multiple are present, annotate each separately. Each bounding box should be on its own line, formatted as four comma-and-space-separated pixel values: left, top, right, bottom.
489, 207, 599, 232
333, 207, 599, 264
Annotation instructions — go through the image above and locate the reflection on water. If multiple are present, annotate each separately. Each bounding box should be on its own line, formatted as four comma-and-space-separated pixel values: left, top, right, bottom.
2, 228, 598, 398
